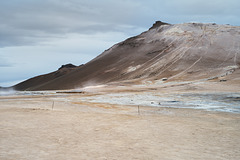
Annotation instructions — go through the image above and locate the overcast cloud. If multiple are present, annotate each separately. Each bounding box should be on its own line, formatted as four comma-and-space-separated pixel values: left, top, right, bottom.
0, 0, 239, 86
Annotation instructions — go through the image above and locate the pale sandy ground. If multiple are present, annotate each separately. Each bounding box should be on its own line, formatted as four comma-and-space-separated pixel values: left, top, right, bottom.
0, 83, 240, 160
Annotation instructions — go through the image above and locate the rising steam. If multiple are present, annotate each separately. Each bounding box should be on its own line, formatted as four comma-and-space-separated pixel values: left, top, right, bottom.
0, 88, 16, 96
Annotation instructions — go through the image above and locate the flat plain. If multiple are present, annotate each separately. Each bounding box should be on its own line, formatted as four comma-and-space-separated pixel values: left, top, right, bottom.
1, 82, 240, 160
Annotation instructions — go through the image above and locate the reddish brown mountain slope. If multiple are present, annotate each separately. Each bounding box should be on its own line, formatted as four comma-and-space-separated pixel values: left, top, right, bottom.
14, 64, 79, 90
13, 21, 240, 91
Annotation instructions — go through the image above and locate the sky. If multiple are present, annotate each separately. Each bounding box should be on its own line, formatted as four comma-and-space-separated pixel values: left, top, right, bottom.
0, 0, 240, 87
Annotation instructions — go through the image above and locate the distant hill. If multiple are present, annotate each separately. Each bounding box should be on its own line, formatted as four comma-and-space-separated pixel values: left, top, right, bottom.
13, 21, 240, 91
14, 63, 80, 90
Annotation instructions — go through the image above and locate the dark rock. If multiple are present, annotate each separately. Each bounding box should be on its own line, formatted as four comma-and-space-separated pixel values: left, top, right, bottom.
149, 21, 169, 30
168, 101, 180, 103
220, 79, 227, 82
58, 63, 77, 70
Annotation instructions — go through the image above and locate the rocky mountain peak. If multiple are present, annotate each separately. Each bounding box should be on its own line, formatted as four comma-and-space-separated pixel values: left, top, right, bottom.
149, 21, 169, 30
58, 63, 77, 70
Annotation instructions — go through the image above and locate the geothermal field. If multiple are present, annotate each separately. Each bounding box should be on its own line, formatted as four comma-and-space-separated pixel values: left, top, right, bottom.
1, 80, 240, 160
1, 22, 240, 159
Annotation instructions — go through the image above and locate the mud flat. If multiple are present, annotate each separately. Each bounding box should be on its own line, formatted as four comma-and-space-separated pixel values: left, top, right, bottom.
0, 85, 240, 160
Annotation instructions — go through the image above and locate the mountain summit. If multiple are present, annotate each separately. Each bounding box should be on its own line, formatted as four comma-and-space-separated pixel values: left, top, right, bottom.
14, 22, 240, 91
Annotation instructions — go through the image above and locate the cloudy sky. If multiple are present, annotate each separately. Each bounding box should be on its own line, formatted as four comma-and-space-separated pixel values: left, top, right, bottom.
0, 0, 239, 87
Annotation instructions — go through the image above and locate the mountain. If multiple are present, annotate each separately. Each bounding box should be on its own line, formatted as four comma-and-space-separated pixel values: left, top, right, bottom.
14, 64, 79, 90
13, 21, 240, 91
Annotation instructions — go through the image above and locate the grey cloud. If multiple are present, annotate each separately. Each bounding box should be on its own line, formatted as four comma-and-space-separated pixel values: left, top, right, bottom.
157, 0, 240, 25
0, 56, 13, 67
0, 0, 152, 47
0, 0, 239, 47
158, 0, 240, 15
0, 64, 12, 67
1, 0, 238, 47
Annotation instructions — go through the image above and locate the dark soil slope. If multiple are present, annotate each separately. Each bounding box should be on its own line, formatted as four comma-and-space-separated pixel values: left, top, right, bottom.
14, 64, 79, 90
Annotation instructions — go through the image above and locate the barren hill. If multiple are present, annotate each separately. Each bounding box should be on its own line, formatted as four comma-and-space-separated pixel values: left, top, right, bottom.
13, 21, 240, 91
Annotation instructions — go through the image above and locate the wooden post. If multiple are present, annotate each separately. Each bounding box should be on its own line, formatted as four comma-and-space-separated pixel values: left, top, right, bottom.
52, 101, 54, 110
138, 105, 140, 115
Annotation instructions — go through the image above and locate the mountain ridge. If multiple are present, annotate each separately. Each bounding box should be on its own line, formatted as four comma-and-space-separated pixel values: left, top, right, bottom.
13, 21, 240, 91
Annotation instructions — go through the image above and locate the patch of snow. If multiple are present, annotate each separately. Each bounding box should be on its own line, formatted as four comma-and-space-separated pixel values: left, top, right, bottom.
224, 65, 239, 70
127, 65, 141, 73
83, 85, 107, 89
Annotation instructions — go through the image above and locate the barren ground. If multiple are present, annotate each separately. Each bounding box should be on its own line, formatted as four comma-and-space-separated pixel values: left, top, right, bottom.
0, 82, 240, 160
